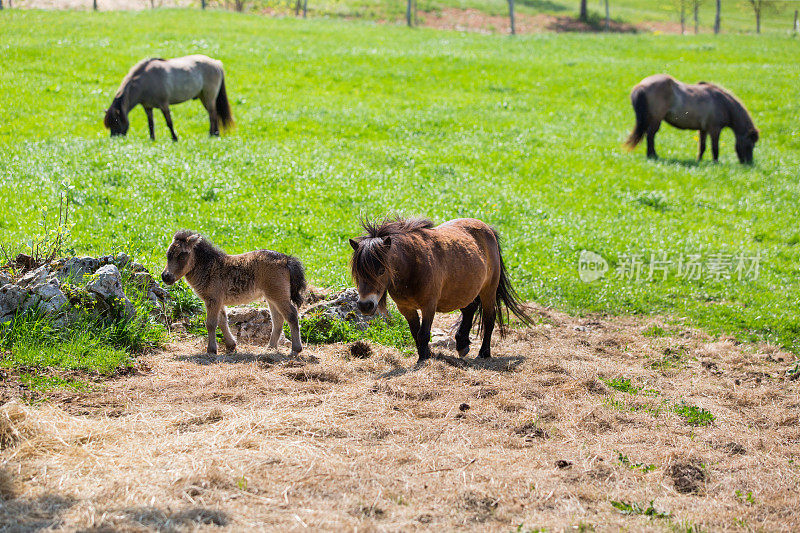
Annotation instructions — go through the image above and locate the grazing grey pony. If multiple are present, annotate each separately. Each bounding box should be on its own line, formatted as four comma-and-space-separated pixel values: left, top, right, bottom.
104, 55, 233, 141
626, 74, 759, 164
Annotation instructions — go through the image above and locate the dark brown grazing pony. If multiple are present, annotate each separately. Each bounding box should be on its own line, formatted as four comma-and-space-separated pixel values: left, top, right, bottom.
104, 55, 233, 141
626, 74, 759, 163
349, 217, 532, 363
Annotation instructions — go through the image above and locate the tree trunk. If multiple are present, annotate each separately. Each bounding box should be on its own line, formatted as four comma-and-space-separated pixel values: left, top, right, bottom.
508, 0, 515, 34
794, 9, 798, 33
406, 0, 412, 27
579, 0, 587, 22
303, 0, 308, 18
294, 0, 300, 16
680, 0, 686, 34
714, 0, 721, 33
694, 1, 699, 33
201, 0, 205, 8
93, 0, 97, 9
604, 0, 609, 30
756, 7, 761, 33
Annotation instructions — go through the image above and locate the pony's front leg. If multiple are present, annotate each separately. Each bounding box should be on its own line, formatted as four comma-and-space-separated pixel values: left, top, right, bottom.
697, 130, 707, 161
160, 105, 178, 141
398, 306, 425, 359
204, 299, 222, 356
416, 307, 436, 362
218, 306, 237, 352
144, 107, 155, 140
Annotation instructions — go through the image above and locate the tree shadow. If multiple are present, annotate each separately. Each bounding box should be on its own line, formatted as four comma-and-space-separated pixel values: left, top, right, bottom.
517, 0, 568, 11
116, 506, 229, 532
0, 493, 76, 532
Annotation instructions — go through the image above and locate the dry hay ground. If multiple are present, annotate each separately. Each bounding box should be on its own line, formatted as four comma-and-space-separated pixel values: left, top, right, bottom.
1, 307, 799, 531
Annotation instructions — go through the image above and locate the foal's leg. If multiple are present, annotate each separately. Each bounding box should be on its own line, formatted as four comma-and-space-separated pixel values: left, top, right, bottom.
477, 291, 496, 359
697, 130, 707, 161
218, 306, 237, 352
455, 297, 480, 357
144, 107, 155, 140
710, 130, 721, 162
646, 121, 661, 159
204, 298, 222, 355
267, 301, 285, 350
159, 105, 178, 141
271, 299, 302, 355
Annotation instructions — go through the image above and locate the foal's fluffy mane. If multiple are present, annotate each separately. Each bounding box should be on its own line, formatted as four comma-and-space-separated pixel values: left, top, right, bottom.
172, 229, 225, 261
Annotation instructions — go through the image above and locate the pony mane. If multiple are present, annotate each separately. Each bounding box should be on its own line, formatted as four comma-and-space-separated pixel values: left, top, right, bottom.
360, 216, 435, 239
173, 229, 225, 261
113, 57, 165, 98
700, 81, 757, 134
350, 217, 434, 285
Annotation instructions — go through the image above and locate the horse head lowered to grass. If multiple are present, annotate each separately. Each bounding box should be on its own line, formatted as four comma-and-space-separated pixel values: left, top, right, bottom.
104, 55, 233, 141
349, 217, 533, 364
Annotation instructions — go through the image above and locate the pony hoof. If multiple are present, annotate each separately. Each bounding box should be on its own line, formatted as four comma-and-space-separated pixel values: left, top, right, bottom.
457, 346, 469, 358
226, 344, 237, 353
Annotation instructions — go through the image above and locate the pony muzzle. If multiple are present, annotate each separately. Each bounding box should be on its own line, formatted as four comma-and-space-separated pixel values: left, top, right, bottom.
161, 271, 176, 285
357, 294, 381, 316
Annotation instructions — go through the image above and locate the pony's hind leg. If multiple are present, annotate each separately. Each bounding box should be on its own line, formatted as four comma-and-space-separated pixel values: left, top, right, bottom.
201, 91, 219, 136
144, 107, 155, 140
697, 130, 707, 161
646, 121, 661, 159
267, 302, 285, 350
218, 306, 237, 352
477, 290, 496, 359
270, 300, 302, 355
159, 105, 178, 141
455, 297, 480, 357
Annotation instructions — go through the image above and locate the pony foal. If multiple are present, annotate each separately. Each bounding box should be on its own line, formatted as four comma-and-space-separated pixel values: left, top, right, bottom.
349, 217, 532, 363
626, 74, 758, 164
161, 231, 306, 356
104, 55, 233, 140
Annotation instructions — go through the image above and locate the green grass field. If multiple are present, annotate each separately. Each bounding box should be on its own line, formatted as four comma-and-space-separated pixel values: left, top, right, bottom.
1, 10, 799, 358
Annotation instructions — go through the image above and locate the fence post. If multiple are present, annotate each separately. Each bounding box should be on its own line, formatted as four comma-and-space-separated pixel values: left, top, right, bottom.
508, 0, 515, 35
795, 9, 799, 33
201, 0, 206, 9
93, 0, 97, 10
406, 0, 412, 27
605, 0, 609, 31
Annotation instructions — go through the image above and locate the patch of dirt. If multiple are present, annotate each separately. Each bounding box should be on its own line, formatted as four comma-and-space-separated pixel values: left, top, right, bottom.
667, 458, 707, 494
0, 306, 798, 530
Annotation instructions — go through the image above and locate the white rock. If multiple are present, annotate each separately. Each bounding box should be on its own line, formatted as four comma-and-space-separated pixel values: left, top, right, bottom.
86, 264, 134, 318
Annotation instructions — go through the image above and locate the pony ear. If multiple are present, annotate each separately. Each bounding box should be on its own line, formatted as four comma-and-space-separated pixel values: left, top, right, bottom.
186, 234, 201, 247
349, 238, 359, 251
382, 236, 392, 247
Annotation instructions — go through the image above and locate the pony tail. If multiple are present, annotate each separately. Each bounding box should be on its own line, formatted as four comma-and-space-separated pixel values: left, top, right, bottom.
626, 87, 649, 148
287, 255, 307, 307
216, 76, 234, 130
492, 230, 533, 336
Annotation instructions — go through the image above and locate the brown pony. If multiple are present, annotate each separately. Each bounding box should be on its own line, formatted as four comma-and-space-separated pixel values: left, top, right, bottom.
349, 217, 532, 363
626, 74, 759, 164
104, 55, 233, 141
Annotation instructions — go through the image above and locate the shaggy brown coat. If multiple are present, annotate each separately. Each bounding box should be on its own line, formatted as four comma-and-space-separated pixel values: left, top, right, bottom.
161, 230, 305, 356
349, 217, 532, 363
626, 74, 759, 163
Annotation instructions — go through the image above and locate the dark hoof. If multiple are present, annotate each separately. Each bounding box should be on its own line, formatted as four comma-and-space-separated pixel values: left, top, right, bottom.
207, 347, 217, 356
225, 343, 237, 353
478, 350, 491, 359
457, 346, 469, 358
